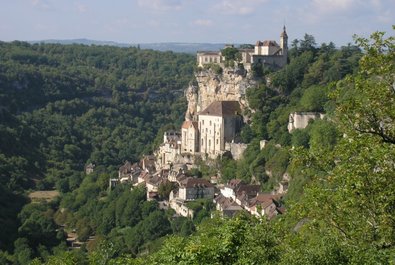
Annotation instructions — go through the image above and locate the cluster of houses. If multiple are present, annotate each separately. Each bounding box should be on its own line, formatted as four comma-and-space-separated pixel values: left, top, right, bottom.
110, 157, 285, 220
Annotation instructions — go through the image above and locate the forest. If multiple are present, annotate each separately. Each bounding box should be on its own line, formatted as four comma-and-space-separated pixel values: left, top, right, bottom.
0, 27, 394, 264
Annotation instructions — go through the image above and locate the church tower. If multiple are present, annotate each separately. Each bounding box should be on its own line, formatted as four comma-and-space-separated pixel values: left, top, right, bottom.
280, 26, 288, 64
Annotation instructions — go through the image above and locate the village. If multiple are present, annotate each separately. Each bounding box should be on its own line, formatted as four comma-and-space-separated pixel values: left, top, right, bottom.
100, 26, 324, 222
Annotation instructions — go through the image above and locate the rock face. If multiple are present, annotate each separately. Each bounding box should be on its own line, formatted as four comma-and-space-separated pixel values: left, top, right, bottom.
185, 68, 256, 121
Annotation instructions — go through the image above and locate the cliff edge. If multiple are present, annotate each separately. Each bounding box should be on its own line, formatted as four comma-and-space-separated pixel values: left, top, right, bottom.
185, 68, 257, 121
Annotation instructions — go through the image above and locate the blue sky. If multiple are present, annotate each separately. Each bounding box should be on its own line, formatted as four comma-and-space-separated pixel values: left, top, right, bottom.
1, 0, 394, 46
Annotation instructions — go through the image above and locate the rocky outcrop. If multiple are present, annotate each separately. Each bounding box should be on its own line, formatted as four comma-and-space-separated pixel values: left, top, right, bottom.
185, 68, 256, 121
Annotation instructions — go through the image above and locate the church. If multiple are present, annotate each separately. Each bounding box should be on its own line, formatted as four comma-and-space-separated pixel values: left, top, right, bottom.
181, 101, 242, 158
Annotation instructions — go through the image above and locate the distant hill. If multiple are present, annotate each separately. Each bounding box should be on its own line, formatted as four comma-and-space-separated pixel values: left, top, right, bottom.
28, 38, 228, 53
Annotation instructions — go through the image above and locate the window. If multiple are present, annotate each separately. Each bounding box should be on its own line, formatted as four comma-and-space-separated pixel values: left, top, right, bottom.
201, 138, 204, 146
209, 140, 211, 146
210, 121, 212, 126
216, 139, 219, 144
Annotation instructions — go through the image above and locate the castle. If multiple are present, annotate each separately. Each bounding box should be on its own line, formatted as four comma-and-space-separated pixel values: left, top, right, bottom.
197, 26, 288, 70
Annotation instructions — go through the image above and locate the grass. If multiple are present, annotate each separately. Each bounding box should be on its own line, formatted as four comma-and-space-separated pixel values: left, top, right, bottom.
28, 190, 60, 202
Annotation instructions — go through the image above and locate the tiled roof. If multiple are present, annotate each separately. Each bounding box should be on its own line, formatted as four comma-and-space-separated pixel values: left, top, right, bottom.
182, 121, 198, 129
199, 101, 241, 117
256, 40, 279, 47
226, 179, 244, 189
181, 177, 214, 188
235, 185, 261, 197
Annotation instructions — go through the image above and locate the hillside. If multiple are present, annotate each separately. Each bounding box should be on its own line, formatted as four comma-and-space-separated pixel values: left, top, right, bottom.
0, 28, 394, 265
0, 41, 195, 263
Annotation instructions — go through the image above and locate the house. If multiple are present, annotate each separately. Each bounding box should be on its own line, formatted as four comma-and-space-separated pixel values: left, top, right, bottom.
214, 194, 243, 218
197, 51, 222, 68
118, 161, 141, 183
85, 163, 95, 175
234, 184, 261, 207
169, 198, 194, 218
248, 193, 282, 219
156, 131, 182, 169
178, 177, 214, 201
141, 155, 156, 173
221, 179, 244, 199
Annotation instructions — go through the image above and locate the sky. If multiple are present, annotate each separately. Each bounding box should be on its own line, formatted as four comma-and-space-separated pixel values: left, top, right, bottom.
0, 0, 394, 47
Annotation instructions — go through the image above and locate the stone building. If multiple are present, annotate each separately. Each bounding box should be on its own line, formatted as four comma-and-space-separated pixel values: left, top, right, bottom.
197, 26, 288, 69
155, 131, 182, 168
181, 121, 199, 154
178, 177, 214, 201
197, 51, 222, 67
198, 101, 242, 158
287, 112, 325, 132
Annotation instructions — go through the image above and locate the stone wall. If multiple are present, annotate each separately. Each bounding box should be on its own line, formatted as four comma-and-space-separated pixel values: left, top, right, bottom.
288, 112, 325, 132
225, 142, 248, 160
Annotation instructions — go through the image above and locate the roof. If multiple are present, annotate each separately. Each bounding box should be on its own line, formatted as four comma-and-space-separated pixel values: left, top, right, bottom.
226, 179, 244, 190
199, 101, 241, 117
197, 51, 221, 56
236, 184, 261, 197
119, 160, 132, 173
249, 193, 281, 208
182, 121, 198, 130
256, 40, 279, 47
180, 177, 214, 188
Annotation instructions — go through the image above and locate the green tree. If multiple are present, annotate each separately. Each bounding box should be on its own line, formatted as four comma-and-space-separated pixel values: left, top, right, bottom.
299, 85, 328, 112
286, 27, 395, 263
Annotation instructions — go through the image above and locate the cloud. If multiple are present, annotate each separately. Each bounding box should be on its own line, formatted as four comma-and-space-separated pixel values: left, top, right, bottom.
30, 0, 51, 10
311, 0, 357, 13
137, 0, 183, 11
376, 9, 393, 23
75, 3, 87, 13
193, 19, 212, 26
214, 0, 267, 15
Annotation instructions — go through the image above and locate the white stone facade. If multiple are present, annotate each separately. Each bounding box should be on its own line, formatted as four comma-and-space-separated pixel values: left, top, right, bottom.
288, 112, 325, 132
199, 114, 224, 157
197, 51, 222, 67
181, 121, 199, 154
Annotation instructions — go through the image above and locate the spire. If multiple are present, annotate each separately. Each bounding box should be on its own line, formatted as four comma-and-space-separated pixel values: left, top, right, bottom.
281, 25, 288, 38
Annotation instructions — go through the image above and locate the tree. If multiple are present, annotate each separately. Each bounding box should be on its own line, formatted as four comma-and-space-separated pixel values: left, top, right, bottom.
299, 34, 317, 53
286, 27, 395, 263
221, 47, 241, 63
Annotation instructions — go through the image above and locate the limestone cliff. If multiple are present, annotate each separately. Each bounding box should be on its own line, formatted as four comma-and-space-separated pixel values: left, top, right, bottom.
185, 68, 257, 121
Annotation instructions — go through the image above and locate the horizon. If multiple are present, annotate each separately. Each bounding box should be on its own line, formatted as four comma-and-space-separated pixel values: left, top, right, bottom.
1, 1, 394, 47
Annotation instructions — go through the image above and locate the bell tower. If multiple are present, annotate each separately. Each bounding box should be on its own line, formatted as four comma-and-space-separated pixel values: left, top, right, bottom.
280, 26, 288, 64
